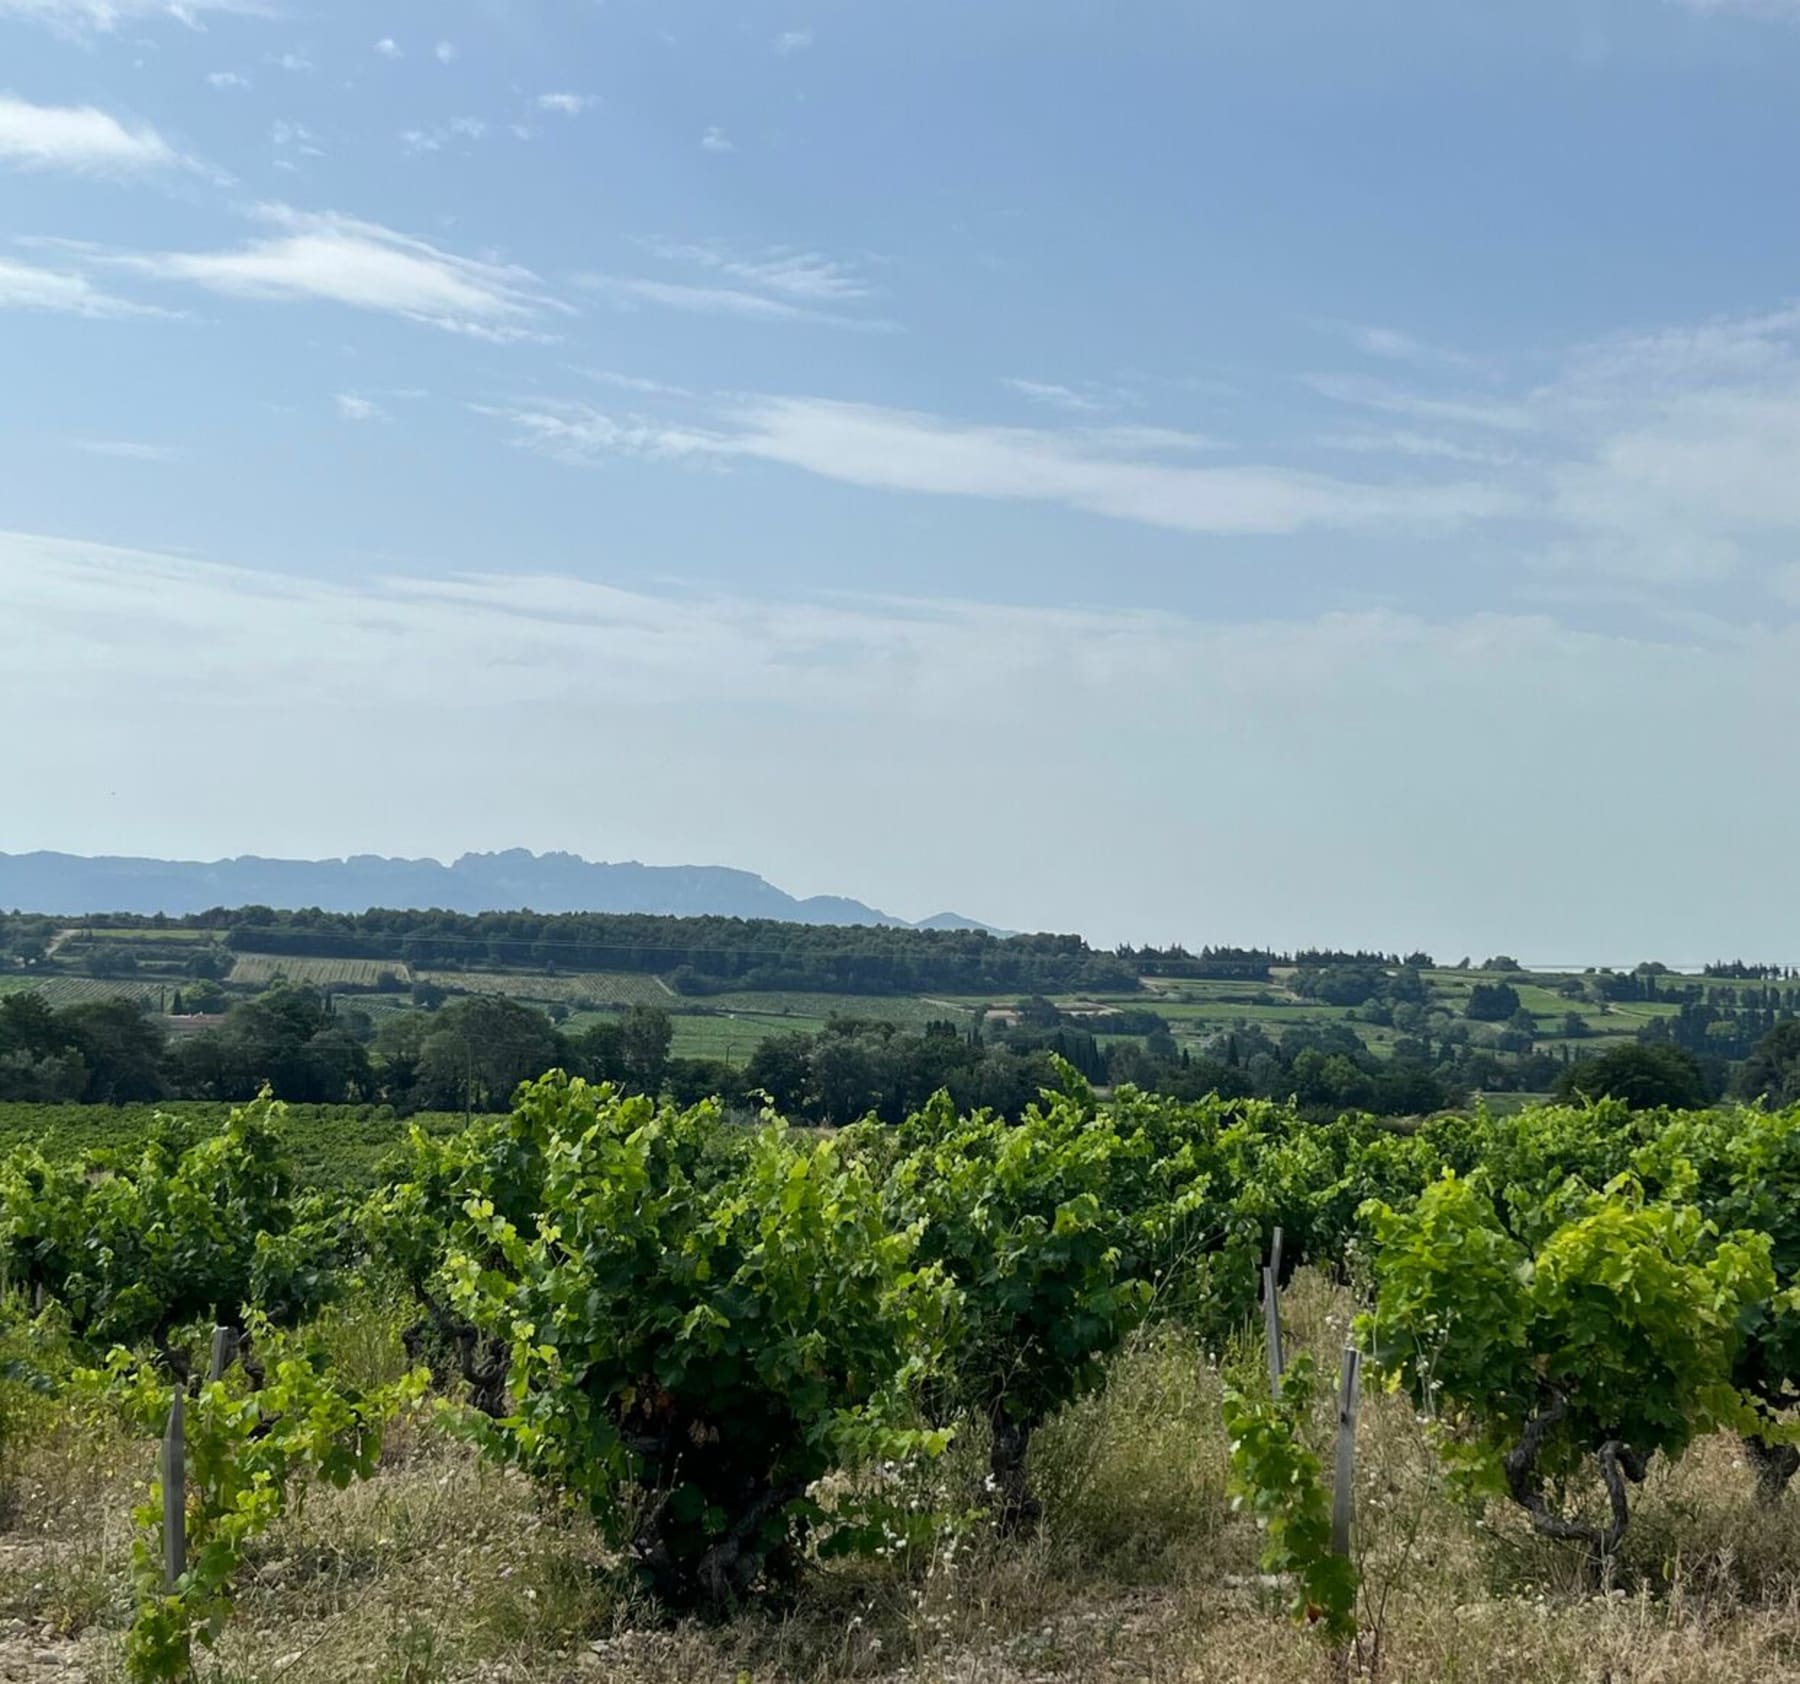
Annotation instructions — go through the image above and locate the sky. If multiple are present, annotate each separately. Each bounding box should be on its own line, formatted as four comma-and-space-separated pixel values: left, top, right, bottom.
3, 0, 1800, 962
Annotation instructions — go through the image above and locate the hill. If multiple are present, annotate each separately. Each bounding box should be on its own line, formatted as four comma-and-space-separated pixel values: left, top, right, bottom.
0, 848, 994, 930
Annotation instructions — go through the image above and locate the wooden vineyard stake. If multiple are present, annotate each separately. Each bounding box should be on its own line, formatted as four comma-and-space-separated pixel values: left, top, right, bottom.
1263, 1227, 1285, 1397
208, 1324, 235, 1384
1331, 1345, 1362, 1559
163, 1387, 186, 1591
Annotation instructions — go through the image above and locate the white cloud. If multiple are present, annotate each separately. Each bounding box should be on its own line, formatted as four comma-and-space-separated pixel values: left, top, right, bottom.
1316, 429, 1519, 467
113, 204, 564, 339
1339, 322, 1484, 373
0, 0, 262, 36
774, 27, 813, 52
716, 397, 1513, 536
0, 255, 164, 318
582, 368, 696, 398
700, 126, 734, 153
71, 439, 182, 460
637, 238, 868, 302
270, 51, 312, 71
1002, 378, 1104, 414
489, 393, 1512, 537
0, 96, 185, 174
434, 39, 456, 63
476, 400, 719, 465
1307, 373, 1538, 432
402, 117, 486, 154
374, 36, 400, 58
334, 393, 387, 422
206, 70, 250, 89
269, 119, 320, 154
6, 525, 1799, 957
536, 92, 594, 116
583, 274, 884, 330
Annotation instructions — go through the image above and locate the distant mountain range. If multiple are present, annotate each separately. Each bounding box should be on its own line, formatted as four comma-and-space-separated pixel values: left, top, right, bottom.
0, 849, 998, 931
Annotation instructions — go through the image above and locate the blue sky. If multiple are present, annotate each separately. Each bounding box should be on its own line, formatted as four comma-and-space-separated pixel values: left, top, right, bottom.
4, 0, 1800, 960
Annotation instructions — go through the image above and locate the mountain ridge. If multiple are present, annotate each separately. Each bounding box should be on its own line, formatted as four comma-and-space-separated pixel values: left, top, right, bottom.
0, 849, 998, 931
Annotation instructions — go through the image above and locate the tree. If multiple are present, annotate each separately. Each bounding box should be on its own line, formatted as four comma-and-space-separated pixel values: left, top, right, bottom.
60, 998, 167, 1103
1556, 1043, 1708, 1111
1466, 982, 1522, 1022
618, 1005, 673, 1090
1740, 1021, 1800, 1105
417, 996, 564, 1113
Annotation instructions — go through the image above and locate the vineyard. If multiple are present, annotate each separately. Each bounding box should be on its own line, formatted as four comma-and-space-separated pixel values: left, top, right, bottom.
412, 968, 674, 1007
5, 1078, 1800, 1682
226, 956, 411, 989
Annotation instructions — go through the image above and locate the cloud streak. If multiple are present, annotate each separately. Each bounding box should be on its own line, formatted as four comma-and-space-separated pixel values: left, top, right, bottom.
0, 255, 167, 318
0, 96, 187, 175
581, 274, 886, 330
635, 239, 870, 301
108, 205, 564, 339
488, 393, 1514, 536
0, 0, 262, 34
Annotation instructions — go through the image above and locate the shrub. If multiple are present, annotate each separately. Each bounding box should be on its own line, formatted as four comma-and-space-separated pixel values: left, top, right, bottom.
448, 1074, 957, 1607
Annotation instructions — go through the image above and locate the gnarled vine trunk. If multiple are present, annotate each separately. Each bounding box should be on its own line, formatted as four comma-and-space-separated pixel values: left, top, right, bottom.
1503, 1393, 1649, 1561
1742, 1433, 1800, 1506
989, 1412, 1044, 1536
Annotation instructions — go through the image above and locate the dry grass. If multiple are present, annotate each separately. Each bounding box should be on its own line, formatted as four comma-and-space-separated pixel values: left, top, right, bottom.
7, 1274, 1800, 1683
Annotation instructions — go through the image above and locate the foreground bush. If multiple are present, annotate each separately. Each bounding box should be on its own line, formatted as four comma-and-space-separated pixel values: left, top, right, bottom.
0, 1094, 341, 1361
1359, 1173, 1773, 1557
449, 1074, 957, 1608
876, 1081, 1161, 1530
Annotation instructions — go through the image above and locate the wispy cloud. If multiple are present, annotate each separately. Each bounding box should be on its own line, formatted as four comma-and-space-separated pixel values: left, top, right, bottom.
106, 204, 564, 340
700, 126, 734, 153
487, 393, 1512, 536
373, 36, 400, 58
334, 393, 388, 423
1316, 429, 1520, 467
1001, 378, 1105, 414
434, 39, 456, 63
476, 400, 719, 465
206, 70, 251, 90
0, 96, 188, 175
581, 368, 697, 398
402, 117, 487, 154
269, 51, 313, 72
775, 27, 813, 53
536, 92, 594, 116
1307, 373, 1538, 433
72, 439, 183, 460
720, 397, 1512, 535
1335, 321, 1485, 373
268, 119, 322, 161
582, 271, 889, 330
0, 255, 166, 318
0, 0, 264, 36
634, 238, 869, 302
